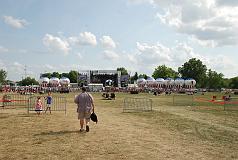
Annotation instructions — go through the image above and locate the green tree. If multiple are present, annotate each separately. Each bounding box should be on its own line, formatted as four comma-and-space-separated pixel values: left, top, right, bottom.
0, 69, 7, 84
41, 72, 51, 78
229, 77, 238, 89
222, 78, 231, 88
51, 72, 60, 78
206, 69, 224, 89
69, 70, 78, 83
117, 67, 128, 75
18, 77, 39, 86
139, 74, 148, 79
130, 72, 138, 83
178, 58, 207, 88
152, 65, 178, 79
61, 72, 69, 78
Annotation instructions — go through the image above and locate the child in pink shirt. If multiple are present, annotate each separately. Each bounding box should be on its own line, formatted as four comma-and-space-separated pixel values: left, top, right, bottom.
35, 97, 43, 115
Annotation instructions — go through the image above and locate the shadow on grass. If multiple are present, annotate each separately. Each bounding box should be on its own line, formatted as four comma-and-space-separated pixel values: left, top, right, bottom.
0, 116, 9, 119
34, 130, 85, 136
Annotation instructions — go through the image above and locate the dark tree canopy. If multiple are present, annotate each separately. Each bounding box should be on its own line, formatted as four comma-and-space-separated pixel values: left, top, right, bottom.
138, 74, 148, 79
51, 72, 60, 78
229, 77, 238, 89
18, 77, 39, 86
68, 70, 78, 83
152, 65, 178, 79
117, 67, 128, 75
206, 69, 224, 89
40, 71, 78, 83
130, 72, 138, 83
61, 73, 69, 78
178, 58, 207, 87
40, 72, 52, 78
0, 69, 7, 84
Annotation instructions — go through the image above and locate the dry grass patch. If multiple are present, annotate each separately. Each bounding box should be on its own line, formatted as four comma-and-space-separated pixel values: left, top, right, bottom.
0, 92, 238, 160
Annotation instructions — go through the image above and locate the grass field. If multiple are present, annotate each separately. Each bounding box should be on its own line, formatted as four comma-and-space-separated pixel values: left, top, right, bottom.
0, 92, 238, 160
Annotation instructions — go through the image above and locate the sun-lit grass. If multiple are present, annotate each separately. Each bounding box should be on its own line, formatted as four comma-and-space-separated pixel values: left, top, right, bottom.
0, 91, 238, 160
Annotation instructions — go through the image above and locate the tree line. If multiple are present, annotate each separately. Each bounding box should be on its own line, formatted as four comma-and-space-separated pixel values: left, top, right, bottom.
0, 58, 238, 88
130, 58, 237, 89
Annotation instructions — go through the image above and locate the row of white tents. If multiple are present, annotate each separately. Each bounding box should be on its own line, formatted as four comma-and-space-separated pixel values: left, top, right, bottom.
137, 77, 196, 88
39, 77, 196, 88
39, 77, 70, 87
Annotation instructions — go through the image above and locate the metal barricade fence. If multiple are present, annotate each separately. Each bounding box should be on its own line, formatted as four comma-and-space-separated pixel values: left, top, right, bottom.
2, 94, 30, 108
28, 96, 67, 114
224, 97, 238, 111
123, 97, 152, 112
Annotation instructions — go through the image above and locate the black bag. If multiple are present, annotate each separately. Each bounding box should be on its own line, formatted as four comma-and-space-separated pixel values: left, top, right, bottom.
90, 112, 98, 124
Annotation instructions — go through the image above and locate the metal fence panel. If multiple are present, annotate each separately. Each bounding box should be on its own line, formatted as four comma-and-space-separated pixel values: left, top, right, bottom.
28, 96, 66, 114
224, 97, 238, 111
2, 94, 30, 108
123, 97, 152, 112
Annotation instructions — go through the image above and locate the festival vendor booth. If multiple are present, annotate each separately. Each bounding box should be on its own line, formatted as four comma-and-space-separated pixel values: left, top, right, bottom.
146, 77, 156, 88
155, 78, 165, 89
59, 77, 70, 93
38, 77, 50, 93
175, 78, 185, 90
164, 78, 174, 89
184, 78, 196, 93
49, 77, 60, 92
136, 78, 146, 88
39, 77, 50, 87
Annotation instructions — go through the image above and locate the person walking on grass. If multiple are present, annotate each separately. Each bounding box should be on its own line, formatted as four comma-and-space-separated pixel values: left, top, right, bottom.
74, 87, 95, 132
45, 92, 52, 114
35, 96, 43, 116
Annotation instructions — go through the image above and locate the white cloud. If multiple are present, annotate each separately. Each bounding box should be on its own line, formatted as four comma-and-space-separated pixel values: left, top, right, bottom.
68, 36, 79, 45
18, 49, 28, 54
0, 60, 7, 70
13, 62, 24, 72
5, 62, 25, 80
79, 32, 97, 46
206, 54, 238, 77
151, 0, 238, 46
126, 41, 237, 77
216, 0, 238, 6
127, 53, 138, 64
68, 32, 97, 46
100, 36, 116, 49
136, 42, 172, 64
43, 34, 70, 55
127, 0, 154, 5
3, 15, 29, 29
103, 50, 119, 61
44, 64, 55, 70
172, 42, 205, 65
134, 41, 205, 67
156, 5, 182, 28
0, 46, 8, 53
76, 52, 82, 59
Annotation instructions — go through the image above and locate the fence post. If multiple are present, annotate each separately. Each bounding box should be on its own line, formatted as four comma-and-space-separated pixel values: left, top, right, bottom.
64, 97, 67, 115
224, 99, 225, 111
173, 94, 175, 106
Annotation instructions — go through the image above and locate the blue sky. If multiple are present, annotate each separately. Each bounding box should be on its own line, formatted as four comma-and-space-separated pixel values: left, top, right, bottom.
0, 0, 238, 81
